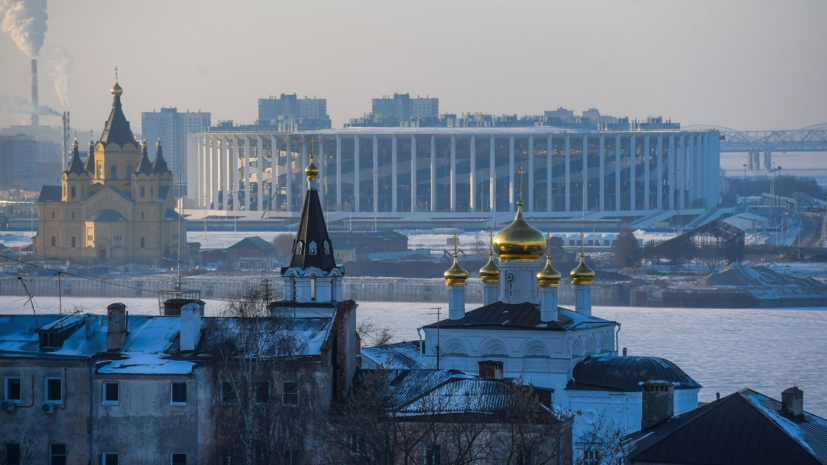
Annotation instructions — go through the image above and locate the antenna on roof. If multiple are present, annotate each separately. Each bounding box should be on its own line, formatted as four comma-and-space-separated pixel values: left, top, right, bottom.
423, 307, 443, 370
17, 277, 40, 330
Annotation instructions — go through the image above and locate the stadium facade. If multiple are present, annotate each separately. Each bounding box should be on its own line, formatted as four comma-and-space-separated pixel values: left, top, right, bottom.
187, 127, 720, 221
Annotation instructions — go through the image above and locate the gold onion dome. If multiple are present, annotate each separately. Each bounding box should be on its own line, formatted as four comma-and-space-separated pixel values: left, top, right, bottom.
571, 253, 595, 285
111, 80, 123, 96
72, 137, 79, 148
479, 252, 499, 283
537, 254, 561, 287
444, 231, 468, 285
493, 204, 546, 261
156, 138, 163, 147
305, 157, 319, 182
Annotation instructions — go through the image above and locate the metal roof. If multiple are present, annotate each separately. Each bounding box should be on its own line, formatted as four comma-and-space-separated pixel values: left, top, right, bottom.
624, 388, 827, 465
285, 188, 338, 273
228, 236, 275, 250
361, 340, 422, 369
88, 209, 127, 222
184, 317, 332, 358
422, 302, 616, 332
566, 355, 701, 392
38, 185, 61, 202
99, 92, 137, 147
308, 127, 709, 136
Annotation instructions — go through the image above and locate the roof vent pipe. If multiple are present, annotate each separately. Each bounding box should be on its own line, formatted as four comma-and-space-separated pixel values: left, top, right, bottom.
641, 380, 674, 430
781, 387, 804, 422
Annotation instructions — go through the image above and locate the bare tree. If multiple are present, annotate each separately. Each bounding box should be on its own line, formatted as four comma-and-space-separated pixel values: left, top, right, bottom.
272, 233, 295, 257
472, 233, 486, 260
357, 319, 396, 347
610, 228, 642, 268
573, 412, 625, 465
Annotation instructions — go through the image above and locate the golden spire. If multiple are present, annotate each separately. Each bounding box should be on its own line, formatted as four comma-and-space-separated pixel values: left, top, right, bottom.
156, 137, 163, 148
88, 130, 94, 148
479, 227, 500, 283
571, 231, 595, 285
493, 164, 546, 261
140, 138, 148, 149
444, 230, 468, 285
305, 136, 319, 182
537, 232, 561, 287
111, 67, 123, 96
72, 133, 79, 148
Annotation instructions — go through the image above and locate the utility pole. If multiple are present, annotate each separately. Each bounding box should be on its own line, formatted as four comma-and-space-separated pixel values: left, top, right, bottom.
424, 307, 442, 370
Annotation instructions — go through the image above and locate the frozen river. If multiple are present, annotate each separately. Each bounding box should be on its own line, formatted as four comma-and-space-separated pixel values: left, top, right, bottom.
1, 296, 825, 417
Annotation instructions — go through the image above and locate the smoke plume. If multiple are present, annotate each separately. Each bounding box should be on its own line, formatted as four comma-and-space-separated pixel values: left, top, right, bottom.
0, 0, 48, 58
0, 93, 61, 117
44, 45, 73, 107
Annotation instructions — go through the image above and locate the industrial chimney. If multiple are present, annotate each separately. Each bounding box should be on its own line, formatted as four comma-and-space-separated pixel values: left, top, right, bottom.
31, 59, 39, 127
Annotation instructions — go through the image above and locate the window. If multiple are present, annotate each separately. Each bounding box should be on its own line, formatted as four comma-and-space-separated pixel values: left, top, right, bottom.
172, 233, 178, 241
221, 381, 237, 404
255, 381, 269, 403
295, 241, 302, 255
51, 236, 56, 247
126, 165, 131, 175
425, 444, 441, 465
114, 235, 122, 241
71, 211, 75, 220
103, 382, 118, 405
5, 443, 20, 465
171, 382, 187, 405
110, 165, 117, 179
171, 453, 186, 465
97, 164, 103, 178
51, 211, 55, 219
140, 237, 145, 248
70, 237, 76, 248
141, 212, 145, 220
324, 240, 330, 255
70, 186, 75, 198
140, 187, 145, 198
45, 377, 62, 404
282, 381, 298, 406
309, 241, 317, 255
87, 234, 93, 243
5, 376, 21, 402
50, 444, 66, 465
102, 453, 118, 465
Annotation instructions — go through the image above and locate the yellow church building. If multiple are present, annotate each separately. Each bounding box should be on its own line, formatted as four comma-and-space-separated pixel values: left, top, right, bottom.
34, 79, 185, 263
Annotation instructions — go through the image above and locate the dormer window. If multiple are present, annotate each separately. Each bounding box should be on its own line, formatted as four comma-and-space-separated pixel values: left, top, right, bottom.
324, 241, 330, 255
295, 241, 303, 255
309, 241, 317, 255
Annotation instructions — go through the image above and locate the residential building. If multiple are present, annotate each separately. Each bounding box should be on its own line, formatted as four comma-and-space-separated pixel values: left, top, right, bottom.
141, 107, 211, 186
258, 93, 331, 130
34, 79, 184, 263
0, 134, 38, 191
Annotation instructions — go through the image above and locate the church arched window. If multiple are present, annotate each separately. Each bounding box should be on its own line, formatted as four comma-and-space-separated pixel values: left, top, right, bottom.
309, 241, 317, 255
51, 211, 55, 219
140, 237, 146, 249
50, 236, 56, 247
110, 165, 117, 179
70, 186, 76, 198
71, 211, 75, 220
97, 164, 103, 179
126, 165, 132, 175
150, 186, 154, 197
295, 241, 303, 255
140, 187, 145, 199
141, 212, 145, 220
70, 237, 76, 248
323, 241, 330, 255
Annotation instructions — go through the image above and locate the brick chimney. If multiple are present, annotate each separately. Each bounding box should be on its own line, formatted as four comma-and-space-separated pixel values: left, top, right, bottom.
179, 303, 202, 352
106, 303, 128, 352
478, 360, 504, 380
641, 380, 674, 430
781, 387, 804, 422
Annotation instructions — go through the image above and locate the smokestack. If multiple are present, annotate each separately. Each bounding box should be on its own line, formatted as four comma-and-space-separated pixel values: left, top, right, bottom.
31, 59, 39, 127
62, 111, 70, 172
641, 380, 675, 430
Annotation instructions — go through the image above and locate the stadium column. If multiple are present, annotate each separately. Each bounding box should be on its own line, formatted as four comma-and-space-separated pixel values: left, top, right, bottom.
509, 135, 515, 212
214, 135, 221, 211
528, 135, 534, 212
319, 135, 325, 206
225, 136, 232, 212
353, 136, 360, 213
565, 134, 571, 213
599, 134, 605, 212
469, 135, 475, 212
198, 137, 206, 207
490, 135, 496, 213
630, 135, 636, 212
582, 135, 588, 213
336, 135, 342, 211
286, 137, 293, 213
391, 135, 397, 213
256, 135, 263, 212
410, 135, 416, 212
302, 137, 308, 193
547, 134, 552, 213
450, 135, 456, 212
678, 134, 685, 211
668, 135, 675, 211
241, 136, 249, 211
687, 134, 694, 208
615, 135, 621, 213
657, 135, 663, 211
276, 135, 279, 210
430, 135, 436, 213
209, 135, 217, 209
373, 135, 378, 216
644, 135, 650, 212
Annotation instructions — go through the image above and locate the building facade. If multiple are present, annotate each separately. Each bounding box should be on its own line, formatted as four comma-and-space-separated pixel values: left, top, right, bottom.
34, 80, 185, 263
187, 127, 720, 221
141, 108, 211, 186
0, 134, 38, 191
258, 93, 331, 129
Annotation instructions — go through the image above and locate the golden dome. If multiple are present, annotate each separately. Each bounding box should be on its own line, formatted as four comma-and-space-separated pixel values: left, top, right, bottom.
571, 253, 595, 285
111, 80, 123, 96
479, 252, 499, 283
140, 138, 148, 149
493, 203, 546, 261
156, 138, 163, 148
72, 137, 79, 148
305, 157, 319, 182
537, 254, 561, 287
444, 255, 468, 285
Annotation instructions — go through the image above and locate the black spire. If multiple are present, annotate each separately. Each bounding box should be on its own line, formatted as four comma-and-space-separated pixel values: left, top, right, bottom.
285, 188, 337, 272
99, 78, 137, 147
84, 137, 96, 173
65, 138, 85, 175
135, 140, 153, 175
152, 138, 170, 174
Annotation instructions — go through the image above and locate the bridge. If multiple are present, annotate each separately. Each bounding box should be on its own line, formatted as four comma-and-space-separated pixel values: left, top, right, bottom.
683, 123, 827, 171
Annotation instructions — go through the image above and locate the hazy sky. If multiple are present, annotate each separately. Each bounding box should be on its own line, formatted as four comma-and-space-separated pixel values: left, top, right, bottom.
1, 0, 826, 133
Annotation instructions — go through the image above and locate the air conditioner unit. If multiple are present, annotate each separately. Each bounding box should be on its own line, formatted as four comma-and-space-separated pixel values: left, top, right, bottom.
41, 403, 55, 414
1, 401, 14, 412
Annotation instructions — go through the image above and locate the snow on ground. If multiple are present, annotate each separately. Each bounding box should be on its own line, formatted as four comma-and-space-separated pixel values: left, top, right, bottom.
3, 296, 824, 417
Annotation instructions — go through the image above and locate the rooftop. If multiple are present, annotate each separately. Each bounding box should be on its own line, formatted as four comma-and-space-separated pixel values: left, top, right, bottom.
566, 355, 702, 392
422, 301, 616, 332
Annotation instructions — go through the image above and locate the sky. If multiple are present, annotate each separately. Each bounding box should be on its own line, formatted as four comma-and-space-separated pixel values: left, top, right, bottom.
1, 0, 826, 134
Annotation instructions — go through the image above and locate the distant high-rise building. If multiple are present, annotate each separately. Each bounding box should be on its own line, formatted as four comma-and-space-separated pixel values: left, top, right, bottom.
142, 108, 211, 186
257, 94, 331, 130
0, 134, 38, 191
544, 107, 577, 123
372, 93, 439, 121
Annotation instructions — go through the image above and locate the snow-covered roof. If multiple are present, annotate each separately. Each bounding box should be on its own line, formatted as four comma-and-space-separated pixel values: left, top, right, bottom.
361, 340, 422, 369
